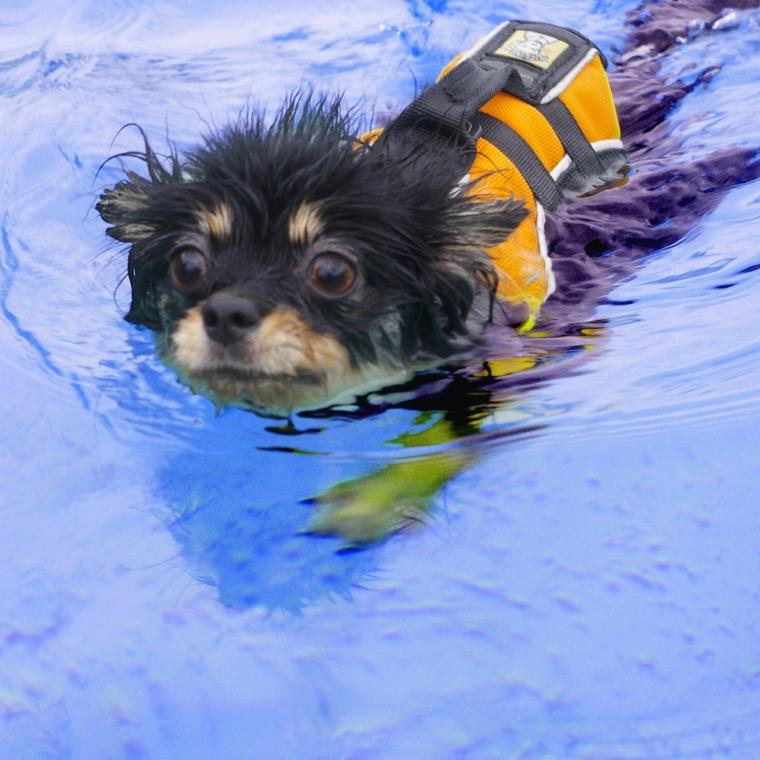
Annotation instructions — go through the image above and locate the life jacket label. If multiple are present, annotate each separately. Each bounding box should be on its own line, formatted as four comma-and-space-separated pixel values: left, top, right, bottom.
493, 30, 569, 70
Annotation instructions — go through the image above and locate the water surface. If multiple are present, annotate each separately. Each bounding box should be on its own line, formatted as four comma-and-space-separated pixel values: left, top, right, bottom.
2, 0, 760, 757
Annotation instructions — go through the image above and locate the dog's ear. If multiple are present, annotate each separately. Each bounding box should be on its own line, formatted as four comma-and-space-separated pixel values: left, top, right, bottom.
97, 126, 184, 243
96, 171, 157, 243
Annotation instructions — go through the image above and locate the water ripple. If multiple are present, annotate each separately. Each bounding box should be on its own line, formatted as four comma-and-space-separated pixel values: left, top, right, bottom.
1, 0, 760, 756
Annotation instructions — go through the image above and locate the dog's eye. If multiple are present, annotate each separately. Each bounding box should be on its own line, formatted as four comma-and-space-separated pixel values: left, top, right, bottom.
170, 248, 208, 294
308, 252, 357, 297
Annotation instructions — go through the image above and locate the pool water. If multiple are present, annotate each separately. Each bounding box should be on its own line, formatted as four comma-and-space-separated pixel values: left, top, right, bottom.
2, 0, 760, 757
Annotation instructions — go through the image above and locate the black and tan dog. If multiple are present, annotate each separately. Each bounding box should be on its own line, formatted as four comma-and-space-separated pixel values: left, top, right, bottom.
96, 0, 760, 544
96, 17, 627, 413
97, 0, 758, 420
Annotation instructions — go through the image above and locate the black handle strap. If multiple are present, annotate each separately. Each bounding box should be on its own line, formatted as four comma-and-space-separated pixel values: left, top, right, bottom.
473, 112, 563, 211
378, 21, 606, 207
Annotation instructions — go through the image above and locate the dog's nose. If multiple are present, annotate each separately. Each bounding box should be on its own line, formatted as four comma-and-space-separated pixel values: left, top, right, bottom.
202, 293, 260, 346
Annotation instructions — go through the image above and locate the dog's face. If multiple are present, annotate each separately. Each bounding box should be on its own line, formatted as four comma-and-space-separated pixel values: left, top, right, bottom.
97, 97, 526, 414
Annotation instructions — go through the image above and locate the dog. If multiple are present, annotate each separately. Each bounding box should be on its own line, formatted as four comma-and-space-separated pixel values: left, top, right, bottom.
97, 95, 521, 414
97, 2, 759, 418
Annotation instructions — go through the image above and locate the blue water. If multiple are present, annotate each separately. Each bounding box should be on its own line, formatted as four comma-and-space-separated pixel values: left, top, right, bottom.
2, 1, 760, 757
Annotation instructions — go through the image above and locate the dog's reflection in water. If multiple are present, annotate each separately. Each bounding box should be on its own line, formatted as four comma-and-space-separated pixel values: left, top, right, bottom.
155, 331, 596, 612
157, 378, 526, 610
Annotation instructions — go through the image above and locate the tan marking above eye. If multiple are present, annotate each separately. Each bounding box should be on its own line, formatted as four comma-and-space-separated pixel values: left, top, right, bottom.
288, 201, 325, 245
196, 204, 234, 241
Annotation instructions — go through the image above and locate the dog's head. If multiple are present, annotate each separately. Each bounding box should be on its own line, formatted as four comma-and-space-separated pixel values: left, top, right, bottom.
97, 95, 526, 414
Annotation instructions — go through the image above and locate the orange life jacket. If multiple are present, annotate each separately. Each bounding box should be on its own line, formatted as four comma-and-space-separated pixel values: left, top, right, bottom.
370, 21, 627, 328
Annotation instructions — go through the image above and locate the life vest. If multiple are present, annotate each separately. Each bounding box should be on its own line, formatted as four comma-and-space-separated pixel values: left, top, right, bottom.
370, 21, 627, 329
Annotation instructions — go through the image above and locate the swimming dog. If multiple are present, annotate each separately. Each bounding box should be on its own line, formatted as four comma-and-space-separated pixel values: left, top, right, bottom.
97, 0, 760, 417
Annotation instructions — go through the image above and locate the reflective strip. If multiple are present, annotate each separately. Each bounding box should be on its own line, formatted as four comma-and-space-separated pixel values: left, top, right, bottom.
535, 202, 556, 298
540, 48, 598, 103
550, 153, 572, 181
474, 111, 563, 211
591, 138, 625, 153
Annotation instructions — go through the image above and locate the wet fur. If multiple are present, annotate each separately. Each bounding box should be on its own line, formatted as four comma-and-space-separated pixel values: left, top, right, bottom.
98, 102, 522, 362
97, 0, 760, 413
